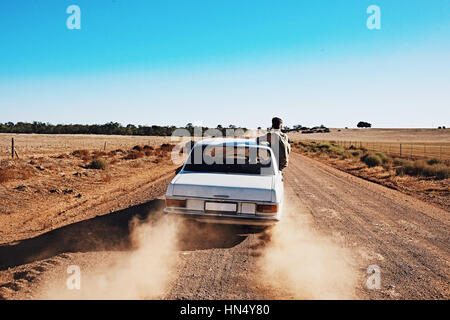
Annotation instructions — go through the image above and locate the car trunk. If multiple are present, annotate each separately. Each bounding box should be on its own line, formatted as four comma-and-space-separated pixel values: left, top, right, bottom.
172, 172, 274, 202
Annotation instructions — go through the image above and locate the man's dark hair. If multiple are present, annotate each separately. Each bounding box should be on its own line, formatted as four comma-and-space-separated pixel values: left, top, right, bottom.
272, 117, 282, 129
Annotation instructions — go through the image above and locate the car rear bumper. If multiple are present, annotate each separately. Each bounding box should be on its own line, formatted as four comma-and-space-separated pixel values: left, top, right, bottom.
164, 208, 280, 226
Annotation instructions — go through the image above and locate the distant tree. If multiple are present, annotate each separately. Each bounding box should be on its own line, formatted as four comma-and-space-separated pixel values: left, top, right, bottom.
0, 122, 182, 136
257, 126, 262, 130
357, 121, 372, 128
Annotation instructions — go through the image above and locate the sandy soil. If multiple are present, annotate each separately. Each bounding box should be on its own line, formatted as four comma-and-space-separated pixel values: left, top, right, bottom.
0, 133, 172, 158
1, 153, 448, 300
0, 141, 179, 244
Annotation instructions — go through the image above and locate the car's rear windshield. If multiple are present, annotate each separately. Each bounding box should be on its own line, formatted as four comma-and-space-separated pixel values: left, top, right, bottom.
183, 145, 274, 175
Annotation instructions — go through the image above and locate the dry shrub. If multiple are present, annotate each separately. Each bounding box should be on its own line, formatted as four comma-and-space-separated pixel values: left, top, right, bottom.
338, 151, 351, 160
433, 165, 450, 179
395, 158, 450, 179
88, 158, 108, 170
0, 168, 15, 183
55, 153, 69, 159
144, 150, 154, 157
143, 145, 154, 150
160, 143, 174, 152
132, 145, 143, 152
351, 150, 363, 157
427, 158, 441, 165
123, 150, 145, 160
21, 167, 33, 179
361, 153, 382, 167
92, 151, 108, 158
72, 149, 91, 160
382, 162, 392, 171
0, 166, 33, 183
131, 161, 144, 168
374, 152, 389, 164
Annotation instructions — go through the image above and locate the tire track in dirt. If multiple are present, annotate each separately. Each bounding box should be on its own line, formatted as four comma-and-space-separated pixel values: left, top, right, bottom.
284, 153, 449, 299
1, 154, 448, 299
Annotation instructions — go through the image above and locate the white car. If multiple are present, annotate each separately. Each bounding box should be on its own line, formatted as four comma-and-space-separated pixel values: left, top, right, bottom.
164, 138, 284, 226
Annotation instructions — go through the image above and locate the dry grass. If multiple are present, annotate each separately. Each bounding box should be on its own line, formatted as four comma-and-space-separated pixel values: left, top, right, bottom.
0, 133, 171, 158
292, 140, 450, 210
395, 159, 450, 179
0, 137, 180, 245
92, 151, 108, 158
288, 128, 450, 143
0, 163, 33, 184
88, 158, 109, 170
72, 149, 91, 160
0, 168, 15, 183
122, 143, 174, 160
123, 150, 145, 160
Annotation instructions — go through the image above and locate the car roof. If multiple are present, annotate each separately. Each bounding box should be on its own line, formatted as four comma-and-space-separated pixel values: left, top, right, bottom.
194, 138, 269, 149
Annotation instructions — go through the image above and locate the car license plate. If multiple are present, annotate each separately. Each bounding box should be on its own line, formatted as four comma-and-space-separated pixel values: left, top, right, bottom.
205, 202, 237, 212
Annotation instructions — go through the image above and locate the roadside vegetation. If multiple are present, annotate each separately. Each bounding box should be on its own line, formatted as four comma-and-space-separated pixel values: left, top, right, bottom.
0, 143, 177, 185
293, 141, 449, 180
292, 140, 450, 210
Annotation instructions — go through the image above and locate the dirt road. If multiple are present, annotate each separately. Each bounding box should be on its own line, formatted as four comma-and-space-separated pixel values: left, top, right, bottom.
1, 153, 448, 299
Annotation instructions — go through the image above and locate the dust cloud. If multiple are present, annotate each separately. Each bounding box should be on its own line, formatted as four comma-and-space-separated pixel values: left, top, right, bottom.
259, 200, 357, 299
40, 214, 181, 299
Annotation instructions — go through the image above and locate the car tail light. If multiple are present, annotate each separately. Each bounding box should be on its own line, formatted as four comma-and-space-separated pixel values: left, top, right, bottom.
166, 199, 186, 208
256, 204, 278, 214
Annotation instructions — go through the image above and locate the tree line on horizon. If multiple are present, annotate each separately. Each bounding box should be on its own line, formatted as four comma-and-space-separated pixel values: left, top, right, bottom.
0, 122, 248, 136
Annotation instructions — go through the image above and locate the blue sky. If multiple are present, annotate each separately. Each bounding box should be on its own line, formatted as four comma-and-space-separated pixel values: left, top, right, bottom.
0, 0, 449, 128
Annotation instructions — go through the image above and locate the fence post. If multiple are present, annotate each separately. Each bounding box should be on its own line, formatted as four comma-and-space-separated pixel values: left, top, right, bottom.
104, 141, 107, 151
11, 138, 14, 159
400, 143, 402, 157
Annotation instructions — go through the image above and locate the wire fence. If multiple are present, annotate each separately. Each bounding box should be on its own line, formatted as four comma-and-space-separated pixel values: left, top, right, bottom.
0, 135, 172, 159
304, 140, 450, 161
